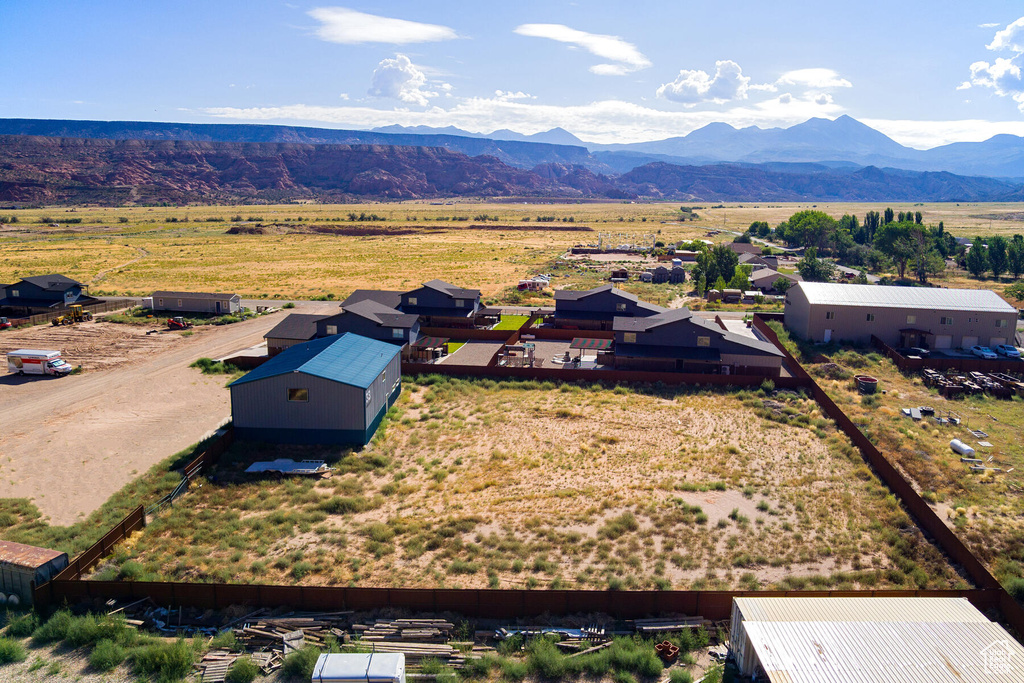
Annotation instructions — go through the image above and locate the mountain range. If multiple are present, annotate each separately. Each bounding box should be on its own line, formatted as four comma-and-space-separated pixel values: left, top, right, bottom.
1, 134, 1021, 205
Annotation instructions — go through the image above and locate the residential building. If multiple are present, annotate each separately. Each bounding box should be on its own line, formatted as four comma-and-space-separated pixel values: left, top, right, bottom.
230, 333, 402, 446
750, 267, 801, 293
784, 282, 1018, 347
340, 289, 404, 309
0, 274, 95, 314
150, 291, 241, 315
400, 279, 480, 326
553, 284, 665, 331
726, 242, 763, 256
730, 596, 1024, 682
613, 308, 783, 375
315, 299, 420, 346
264, 313, 327, 356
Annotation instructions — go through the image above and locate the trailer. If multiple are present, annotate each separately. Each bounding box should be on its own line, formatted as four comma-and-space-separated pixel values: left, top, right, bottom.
6, 349, 72, 377
312, 653, 405, 683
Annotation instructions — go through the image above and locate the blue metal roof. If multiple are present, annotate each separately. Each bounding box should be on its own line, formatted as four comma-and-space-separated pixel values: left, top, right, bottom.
229, 332, 399, 390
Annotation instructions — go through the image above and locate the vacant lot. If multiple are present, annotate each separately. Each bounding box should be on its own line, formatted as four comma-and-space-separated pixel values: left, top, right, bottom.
769, 324, 1024, 591
91, 378, 962, 592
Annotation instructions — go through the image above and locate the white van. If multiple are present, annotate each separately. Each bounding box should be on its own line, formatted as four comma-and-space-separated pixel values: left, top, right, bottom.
7, 349, 73, 377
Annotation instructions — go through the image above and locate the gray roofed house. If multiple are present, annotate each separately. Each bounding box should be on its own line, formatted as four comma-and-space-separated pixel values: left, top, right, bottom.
613, 308, 783, 375
0, 274, 95, 313
750, 267, 801, 293
554, 284, 666, 331
151, 290, 241, 314
316, 299, 420, 346
230, 332, 402, 446
340, 289, 404, 309
265, 313, 328, 356
400, 279, 481, 323
785, 282, 1019, 348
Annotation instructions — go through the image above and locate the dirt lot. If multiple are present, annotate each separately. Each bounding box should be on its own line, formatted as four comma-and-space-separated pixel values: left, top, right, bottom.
101, 378, 961, 591
0, 304, 336, 526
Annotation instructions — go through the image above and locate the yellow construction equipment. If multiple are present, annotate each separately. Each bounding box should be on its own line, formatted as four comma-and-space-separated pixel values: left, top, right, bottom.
51, 304, 93, 326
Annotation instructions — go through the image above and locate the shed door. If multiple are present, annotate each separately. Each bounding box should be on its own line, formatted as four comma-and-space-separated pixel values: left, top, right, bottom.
934, 335, 952, 349
990, 337, 1006, 347
961, 336, 978, 349
823, 329, 832, 343
215, 301, 221, 313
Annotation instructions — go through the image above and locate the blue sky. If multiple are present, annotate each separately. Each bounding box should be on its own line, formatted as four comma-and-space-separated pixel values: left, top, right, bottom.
4, 1, 1024, 147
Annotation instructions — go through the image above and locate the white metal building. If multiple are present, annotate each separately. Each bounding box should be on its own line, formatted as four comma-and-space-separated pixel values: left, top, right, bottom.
730, 596, 1024, 682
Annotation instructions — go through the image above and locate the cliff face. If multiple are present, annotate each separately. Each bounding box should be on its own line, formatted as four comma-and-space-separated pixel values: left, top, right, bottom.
0, 136, 591, 204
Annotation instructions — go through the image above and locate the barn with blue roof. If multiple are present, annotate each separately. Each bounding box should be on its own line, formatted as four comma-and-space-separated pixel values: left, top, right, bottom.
229, 332, 402, 445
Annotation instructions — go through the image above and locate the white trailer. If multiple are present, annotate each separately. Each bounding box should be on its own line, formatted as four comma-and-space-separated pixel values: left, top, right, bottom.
312, 653, 405, 683
7, 349, 72, 377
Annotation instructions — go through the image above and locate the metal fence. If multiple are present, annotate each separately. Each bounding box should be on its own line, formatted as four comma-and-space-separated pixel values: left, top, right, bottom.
872, 335, 1024, 374
3, 299, 136, 327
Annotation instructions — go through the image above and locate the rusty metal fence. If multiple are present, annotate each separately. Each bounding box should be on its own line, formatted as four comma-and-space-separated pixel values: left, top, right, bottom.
872, 335, 1024, 374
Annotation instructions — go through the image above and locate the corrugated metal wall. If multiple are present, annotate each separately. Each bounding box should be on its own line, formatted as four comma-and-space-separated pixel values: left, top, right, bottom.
232, 374, 365, 432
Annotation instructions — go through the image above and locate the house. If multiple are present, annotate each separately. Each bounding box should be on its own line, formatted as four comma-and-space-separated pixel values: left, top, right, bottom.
150, 291, 241, 315
400, 280, 480, 326
750, 267, 801, 293
230, 333, 402, 446
553, 285, 665, 331
0, 540, 68, 605
265, 313, 328, 356
670, 267, 687, 284
0, 274, 95, 314
340, 289, 404, 309
784, 282, 1019, 348
739, 252, 777, 270
613, 308, 783, 375
726, 242, 763, 256
315, 299, 420, 346
730, 596, 1024, 682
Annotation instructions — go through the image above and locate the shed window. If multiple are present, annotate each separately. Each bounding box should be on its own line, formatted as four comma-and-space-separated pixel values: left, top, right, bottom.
287, 388, 308, 402
456, 299, 465, 308
940, 316, 953, 325
326, 325, 338, 335
866, 313, 875, 322
825, 311, 836, 320
697, 336, 711, 347
996, 319, 1009, 328
623, 332, 636, 344
10, 289, 19, 298
407, 296, 417, 306
223, 301, 229, 309
158, 298, 163, 307
906, 315, 916, 324
177, 299, 182, 307
616, 302, 627, 312
392, 328, 404, 339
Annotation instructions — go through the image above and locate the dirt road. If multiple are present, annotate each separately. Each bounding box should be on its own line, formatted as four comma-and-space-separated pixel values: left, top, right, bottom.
0, 303, 336, 525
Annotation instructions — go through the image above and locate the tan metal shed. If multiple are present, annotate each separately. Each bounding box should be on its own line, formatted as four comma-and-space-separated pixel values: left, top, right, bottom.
0, 541, 68, 605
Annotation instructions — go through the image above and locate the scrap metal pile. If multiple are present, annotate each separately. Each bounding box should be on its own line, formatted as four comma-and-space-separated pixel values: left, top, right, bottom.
921, 369, 1024, 398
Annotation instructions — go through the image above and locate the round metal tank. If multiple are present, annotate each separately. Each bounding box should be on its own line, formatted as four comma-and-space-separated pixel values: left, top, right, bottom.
855, 375, 879, 394
950, 439, 976, 457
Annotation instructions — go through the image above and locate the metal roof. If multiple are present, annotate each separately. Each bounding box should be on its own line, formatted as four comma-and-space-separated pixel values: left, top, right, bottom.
264, 313, 327, 341
151, 290, 240, 301
793, 282, 1017, 313
735, 597, 1024, 683
229, 332, 398, 390
0, 540, 66, 569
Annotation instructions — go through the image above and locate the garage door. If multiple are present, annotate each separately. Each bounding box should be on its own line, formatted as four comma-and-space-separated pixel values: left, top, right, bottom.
934, 335, 952, 349
962, 336, 978, 349
990, 337, 1006, 347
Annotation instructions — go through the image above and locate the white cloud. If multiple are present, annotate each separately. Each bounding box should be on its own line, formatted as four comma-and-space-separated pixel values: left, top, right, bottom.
513, 23, 650, 75
494, 90, 535, 101
814, 93, 833, 105
862, 118, 1024, 148
968, 57, 1024, 111
956, 81, 972, 90
656, 60, 750, 106
308, 7, 457, 45
778, 93, 793, 104
368, 54, 438, 106
979, 22, 1001, 29
777, 68, 852, 89
987, 16, 1024, 52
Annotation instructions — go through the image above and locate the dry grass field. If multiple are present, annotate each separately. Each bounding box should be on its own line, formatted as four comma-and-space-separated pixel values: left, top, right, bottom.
768, 325, 1024, 590
87, 377, 963, 592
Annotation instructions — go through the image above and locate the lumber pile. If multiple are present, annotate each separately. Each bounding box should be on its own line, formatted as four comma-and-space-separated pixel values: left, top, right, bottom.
199, 650, 236, 683
632, 617, 708, 633
355, 618, 454, 643
347, 641, 466, 668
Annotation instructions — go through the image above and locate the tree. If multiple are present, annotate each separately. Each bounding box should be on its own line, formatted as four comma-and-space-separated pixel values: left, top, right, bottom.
853, 270, 870, 284
966, 238, 989, 279
773, 277, 793, 293
883, 207, 895, 224
873, 221, 916, 280
1008, 235, 1024, 279
693, 244, 739, 288
914, 211, 923, 225
779, 210, 839, 252
1005, 281, 1024, 301
696, 272, 707, 297
988, 236, 1008, 279
712, 275, 728, 292
728, 265, 753, 290
796, 247, 836, 282
733, 232, 752, 243
862, 210, 881, 243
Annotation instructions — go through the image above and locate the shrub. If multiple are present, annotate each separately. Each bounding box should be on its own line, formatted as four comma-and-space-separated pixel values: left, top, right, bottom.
31, 609, 73, 644
527, 637, 568, 679
5, 611, 38, 638
90, 638, 127, 672
1007, 577, 1024, 604
130, 638, 196, 683
226, 657, 260, 683
283, 645, 321, 680
599, 512, 639, 540
0, 637, 26, 664
292, 561, 315, 580
282, 302, 296, 309
612, 672, 637, 683
669, 668, 694, 683
210, 629, 238, 651
500, 658, 529, 681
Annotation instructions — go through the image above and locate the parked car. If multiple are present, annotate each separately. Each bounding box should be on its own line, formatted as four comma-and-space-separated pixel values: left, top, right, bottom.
901, 347, 931, 358
970, 345, 998, 359
994, 344, 1022, 358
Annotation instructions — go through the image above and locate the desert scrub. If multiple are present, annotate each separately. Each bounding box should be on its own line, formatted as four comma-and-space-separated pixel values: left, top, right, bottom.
4, 611, 37, 638
0, 637, 26, 664
90, 638, 128, 672
226, 657, 260, 683
283, 645, 322, 680
130, 637, 199, 683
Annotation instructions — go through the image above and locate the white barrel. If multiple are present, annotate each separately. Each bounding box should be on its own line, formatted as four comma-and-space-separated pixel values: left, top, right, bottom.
951, 439, 976, 457
0, 593, 7, 605
7, 594, 19, 607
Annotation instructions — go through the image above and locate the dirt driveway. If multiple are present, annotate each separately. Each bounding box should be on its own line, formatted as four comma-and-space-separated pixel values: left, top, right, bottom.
0, 303, 337, 525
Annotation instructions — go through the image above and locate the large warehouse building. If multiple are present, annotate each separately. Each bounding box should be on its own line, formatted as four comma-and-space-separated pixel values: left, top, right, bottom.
730, 596, 1024, 682
230, 333, 401, 445
784, 282, 1019, 348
